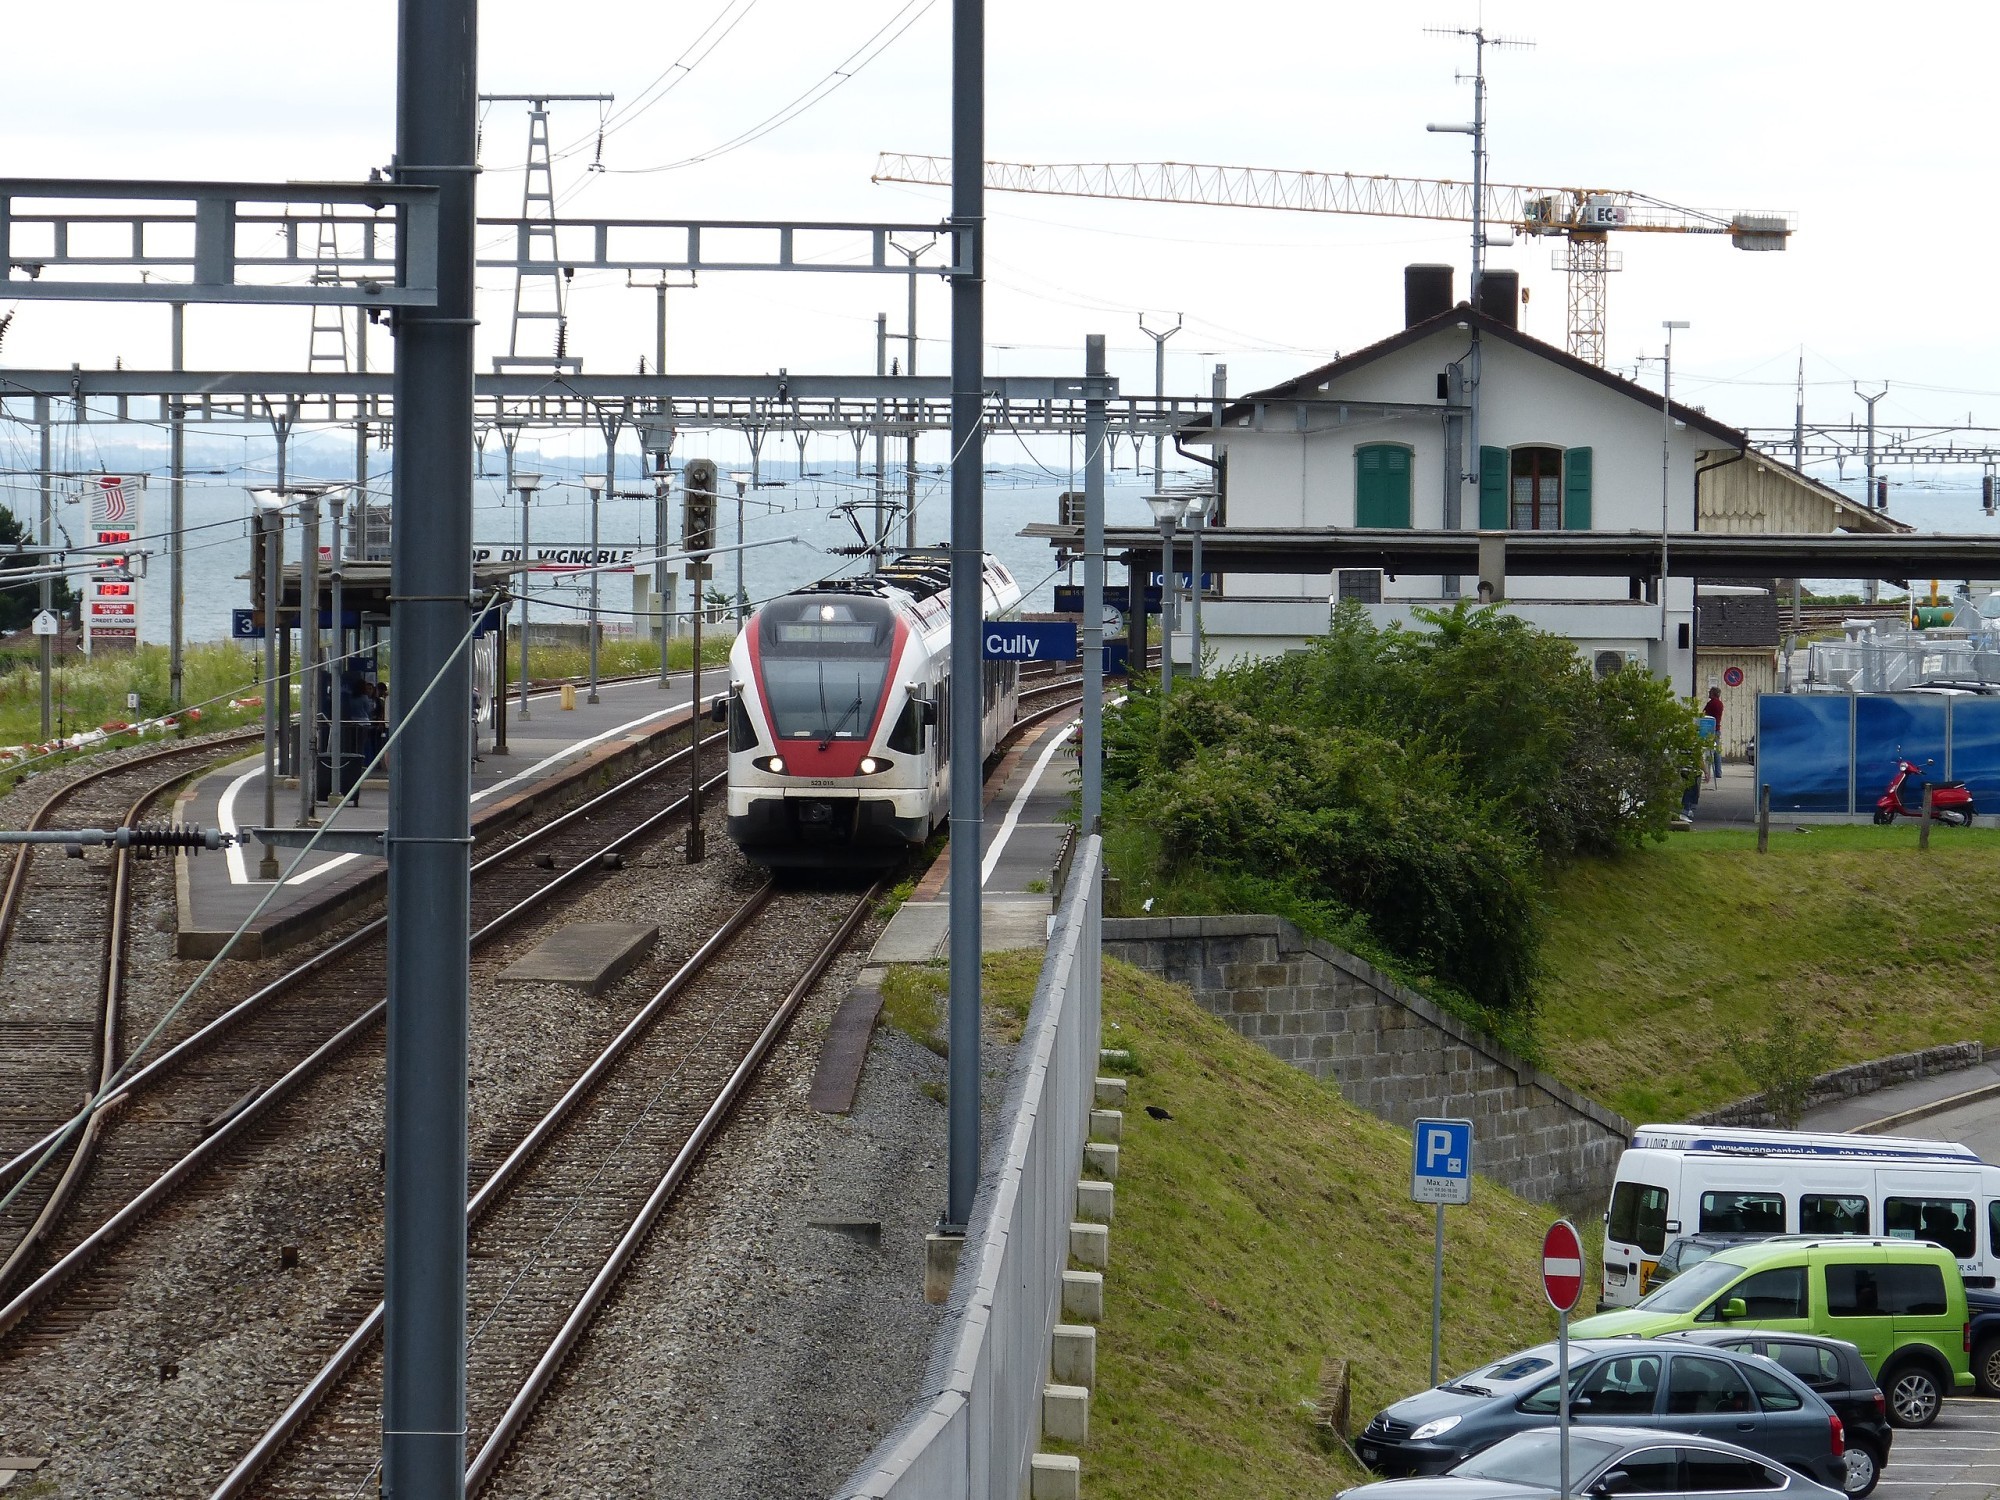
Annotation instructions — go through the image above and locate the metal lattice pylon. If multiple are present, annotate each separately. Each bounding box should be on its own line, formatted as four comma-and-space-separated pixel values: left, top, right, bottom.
1554, 234, 1621, 368
494, 100, 579, 372
307, 206, 350, 371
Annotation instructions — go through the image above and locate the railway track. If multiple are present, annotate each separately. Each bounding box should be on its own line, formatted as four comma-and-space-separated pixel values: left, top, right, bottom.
214, 880, 875, 1497
0, 724, 728, 1340
0, 733, 261, 1261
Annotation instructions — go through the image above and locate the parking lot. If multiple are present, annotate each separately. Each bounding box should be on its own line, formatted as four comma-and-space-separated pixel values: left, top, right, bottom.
1879, 1399, 2000, 1500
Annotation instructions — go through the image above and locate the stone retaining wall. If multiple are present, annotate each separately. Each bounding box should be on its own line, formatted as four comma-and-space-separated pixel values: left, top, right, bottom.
1690, 1041, 1986, 1127
1105, 915, 1633, 1211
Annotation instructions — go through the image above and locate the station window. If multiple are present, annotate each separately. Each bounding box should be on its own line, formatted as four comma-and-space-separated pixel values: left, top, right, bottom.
1354, 443, 1413, 528
1511, 446, 1564, 530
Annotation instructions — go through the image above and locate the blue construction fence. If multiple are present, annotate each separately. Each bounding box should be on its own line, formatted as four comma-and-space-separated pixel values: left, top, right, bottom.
1756, 693, 2000, 814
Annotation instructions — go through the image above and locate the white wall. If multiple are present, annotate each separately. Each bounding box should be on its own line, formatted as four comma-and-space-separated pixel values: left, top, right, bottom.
1211, 322, 1714, 692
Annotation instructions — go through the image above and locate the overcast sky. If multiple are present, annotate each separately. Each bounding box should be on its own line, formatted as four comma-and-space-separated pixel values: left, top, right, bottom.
5, 0, 1997, 456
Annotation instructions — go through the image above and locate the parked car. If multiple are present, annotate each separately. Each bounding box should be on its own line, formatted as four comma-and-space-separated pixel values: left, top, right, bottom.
1663, 1331, 1891, 1497
1646, 1234, 1772, 1296
1967, 1285, 2000, 1397
1355, 1338, 1845, 1488
1569, 1238, 1974, 1427
1337, 1425, 1846, 1500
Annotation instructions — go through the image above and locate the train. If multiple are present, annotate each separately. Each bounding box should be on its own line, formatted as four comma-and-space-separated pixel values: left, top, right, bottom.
722, 551, 1024, 867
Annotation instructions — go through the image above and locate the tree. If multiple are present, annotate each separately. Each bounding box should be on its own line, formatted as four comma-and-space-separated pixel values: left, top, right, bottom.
0, 504, 74, 634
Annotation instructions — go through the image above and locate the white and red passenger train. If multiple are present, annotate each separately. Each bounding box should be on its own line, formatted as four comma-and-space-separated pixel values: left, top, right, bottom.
722, 552, 1023, 867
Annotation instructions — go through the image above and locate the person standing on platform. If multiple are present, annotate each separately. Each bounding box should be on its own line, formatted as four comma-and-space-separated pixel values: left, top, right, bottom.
1702, 686, 1725, 780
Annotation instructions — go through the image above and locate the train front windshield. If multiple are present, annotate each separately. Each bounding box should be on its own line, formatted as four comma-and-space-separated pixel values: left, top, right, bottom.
757, 596, 897, 743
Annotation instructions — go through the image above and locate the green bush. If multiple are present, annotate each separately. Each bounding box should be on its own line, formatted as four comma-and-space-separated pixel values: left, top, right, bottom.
1106, 600, 1704, 1020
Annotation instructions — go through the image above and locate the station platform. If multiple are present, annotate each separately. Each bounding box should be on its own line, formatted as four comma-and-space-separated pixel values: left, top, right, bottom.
173, 670, 721, 959
867, 708, 1082, 964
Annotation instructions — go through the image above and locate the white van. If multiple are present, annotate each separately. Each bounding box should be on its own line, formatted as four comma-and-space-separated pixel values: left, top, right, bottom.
1599, 1123, 1999, 1309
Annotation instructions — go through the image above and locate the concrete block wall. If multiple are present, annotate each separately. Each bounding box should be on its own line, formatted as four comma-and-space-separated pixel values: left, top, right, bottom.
1690, 1041, 1985, 1128
1104, 916, 1633, 1210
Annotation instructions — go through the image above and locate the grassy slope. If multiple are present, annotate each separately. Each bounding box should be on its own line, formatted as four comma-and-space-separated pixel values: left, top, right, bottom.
1021, 957, 1578, 1500
1537, 826, 2000, 1123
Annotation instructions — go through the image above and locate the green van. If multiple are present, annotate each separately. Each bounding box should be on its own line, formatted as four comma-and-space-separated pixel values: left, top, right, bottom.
1570, 1237, 1971, 1428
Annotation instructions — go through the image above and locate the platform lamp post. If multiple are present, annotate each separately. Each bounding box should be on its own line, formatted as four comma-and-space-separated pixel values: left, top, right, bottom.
513, 471, 542, 722
583, 474, 606, 705
1146, 491, 1193, 695
1184, 489, 1218, 680
1661, 320, 1689, 696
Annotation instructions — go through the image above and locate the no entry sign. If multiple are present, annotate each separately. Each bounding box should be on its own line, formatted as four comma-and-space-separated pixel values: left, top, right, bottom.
1542, 1219, 1584, 1312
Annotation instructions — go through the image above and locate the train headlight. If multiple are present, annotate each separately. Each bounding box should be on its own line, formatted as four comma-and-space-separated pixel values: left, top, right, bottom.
859, 757, 879, 775
768, 756, 786, 775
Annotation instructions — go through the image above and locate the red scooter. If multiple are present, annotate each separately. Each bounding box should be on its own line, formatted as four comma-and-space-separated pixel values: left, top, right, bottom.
1874, 757, 1978, 826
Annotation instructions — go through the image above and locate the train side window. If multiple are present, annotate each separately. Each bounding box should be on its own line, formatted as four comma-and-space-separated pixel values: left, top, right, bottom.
728, 694, 758, 752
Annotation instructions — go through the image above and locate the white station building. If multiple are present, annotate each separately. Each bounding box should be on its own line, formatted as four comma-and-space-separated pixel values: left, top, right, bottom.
1176, 272, 1899, 701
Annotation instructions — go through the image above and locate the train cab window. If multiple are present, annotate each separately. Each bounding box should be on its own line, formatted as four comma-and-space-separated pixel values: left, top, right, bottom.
756, 596, 896, 743
888, 696, 927, 754
728, 693, 758, 752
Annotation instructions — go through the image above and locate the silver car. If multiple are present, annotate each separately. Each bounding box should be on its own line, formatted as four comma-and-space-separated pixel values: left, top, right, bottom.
1337, 1425, 1848, 1500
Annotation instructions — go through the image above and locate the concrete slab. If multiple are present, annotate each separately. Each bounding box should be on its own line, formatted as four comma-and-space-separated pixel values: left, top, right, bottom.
1030, 1454, 1082, 1500
808, 975, 886, 1114
1042, 1383, 1090, 1444
1069, 1221, 1109, 1269
1075, 1180, 1114, 1224
1050, 1324, 1096, 1389
499, 922, 658, 995
1060, 1269, 1103, 1322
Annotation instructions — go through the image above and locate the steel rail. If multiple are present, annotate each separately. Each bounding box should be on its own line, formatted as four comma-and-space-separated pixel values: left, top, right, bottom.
0, 764, 188, 1296
464, 883, 878, 1494
207, 882, 785, 1500
0, 756, 729, 1341
0, 720, 721, 1196
0, 729, 260, 955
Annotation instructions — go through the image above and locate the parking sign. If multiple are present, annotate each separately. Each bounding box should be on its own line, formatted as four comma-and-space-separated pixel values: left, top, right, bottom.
1411, 1118, 1473, 1205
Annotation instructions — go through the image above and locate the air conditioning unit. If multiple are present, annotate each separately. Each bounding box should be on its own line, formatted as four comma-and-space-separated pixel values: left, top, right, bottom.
1594, 650, 1625, 679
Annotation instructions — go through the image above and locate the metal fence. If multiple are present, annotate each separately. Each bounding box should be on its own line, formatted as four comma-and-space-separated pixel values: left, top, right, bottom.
836, 837, 1104, 1500
1804, 637, 2000, 693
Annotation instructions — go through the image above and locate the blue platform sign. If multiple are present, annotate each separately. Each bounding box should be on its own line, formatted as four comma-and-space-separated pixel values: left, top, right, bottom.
982, 620, 1078, 662
231, 608, 263, 640
1411, 1117, 1473, 1205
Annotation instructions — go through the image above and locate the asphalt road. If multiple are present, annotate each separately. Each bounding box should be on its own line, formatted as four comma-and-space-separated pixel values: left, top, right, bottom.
1877, 1398, 2000, 1500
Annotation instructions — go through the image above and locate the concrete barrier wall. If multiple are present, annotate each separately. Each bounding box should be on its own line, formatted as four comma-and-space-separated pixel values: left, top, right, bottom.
1691, 1041, 1986, 1127
837, 839, 1104, 1500
1104, 915, 1632, 1211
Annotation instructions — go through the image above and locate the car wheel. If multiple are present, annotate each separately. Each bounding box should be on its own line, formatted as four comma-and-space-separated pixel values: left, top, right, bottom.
1841, 1442, 1881, 1499
1883, 1358, 1944, 1428
1975, 1336, 2000, 1399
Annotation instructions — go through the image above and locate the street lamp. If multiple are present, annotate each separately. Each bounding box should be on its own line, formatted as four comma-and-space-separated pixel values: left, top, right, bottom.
513, 472, 542, 722
1661, 320, 1690, 694
1183, 490, 1219, 679
1145, 491, 1194, 695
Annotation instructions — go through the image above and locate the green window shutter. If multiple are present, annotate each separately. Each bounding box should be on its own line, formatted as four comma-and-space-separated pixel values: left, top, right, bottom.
1564, 446, 1593, 530
1479, 446, 1508, 529
1355, 444, 1412, 528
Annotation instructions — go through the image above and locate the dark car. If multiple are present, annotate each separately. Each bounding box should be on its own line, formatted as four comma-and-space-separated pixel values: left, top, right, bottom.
1336, 1425, 1845, 1500
1663, 1331, 1891, 1498
1356, 1338, 1846, 1490
1644, 1233, 1770, 1296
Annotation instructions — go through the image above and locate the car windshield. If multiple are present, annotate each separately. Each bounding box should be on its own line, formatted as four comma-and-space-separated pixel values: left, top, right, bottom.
1636, 1257, 1744, 1314
1451, 1431, 1624, 1485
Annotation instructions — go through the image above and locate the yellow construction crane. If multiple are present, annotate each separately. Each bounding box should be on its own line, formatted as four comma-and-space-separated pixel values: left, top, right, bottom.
873, 153, 1793, 367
